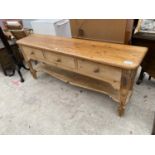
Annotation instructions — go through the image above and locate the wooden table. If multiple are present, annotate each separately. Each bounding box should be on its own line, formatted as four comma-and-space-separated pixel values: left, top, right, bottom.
17, 34, 147, 116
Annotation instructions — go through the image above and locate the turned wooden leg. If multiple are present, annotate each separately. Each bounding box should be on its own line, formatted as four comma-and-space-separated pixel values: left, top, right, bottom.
118, 92, 126, 116
19, 45, 37, 79
27, 60, 37, 79
118, 102, 125, 116
118, 70, 136, 116
152, 113, 155, 135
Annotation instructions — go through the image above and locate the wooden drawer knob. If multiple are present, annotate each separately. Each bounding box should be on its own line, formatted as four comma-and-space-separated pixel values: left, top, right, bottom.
31, 51, 34, 55
56, 58, 61, 62
94, 68, 100, 73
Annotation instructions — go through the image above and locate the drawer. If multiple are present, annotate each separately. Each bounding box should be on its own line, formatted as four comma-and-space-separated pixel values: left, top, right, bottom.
22, 46, 44, 60
78, 59, 121, 89
44, 51, 75, 70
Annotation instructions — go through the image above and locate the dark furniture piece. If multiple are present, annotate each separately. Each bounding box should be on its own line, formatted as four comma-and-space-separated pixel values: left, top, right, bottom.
0, 26, 28, 82
132, 20, 155, 84
0, 45, 16, 76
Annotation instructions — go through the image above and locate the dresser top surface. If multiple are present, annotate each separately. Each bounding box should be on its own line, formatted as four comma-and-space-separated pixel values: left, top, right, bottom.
17, 34, 148, 69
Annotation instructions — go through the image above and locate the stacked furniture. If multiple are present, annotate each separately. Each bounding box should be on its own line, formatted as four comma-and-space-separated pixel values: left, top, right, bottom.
3, 20, 33, 40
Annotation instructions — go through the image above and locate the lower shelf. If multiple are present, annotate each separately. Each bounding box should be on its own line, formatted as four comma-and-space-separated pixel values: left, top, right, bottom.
35, 63, 120, 102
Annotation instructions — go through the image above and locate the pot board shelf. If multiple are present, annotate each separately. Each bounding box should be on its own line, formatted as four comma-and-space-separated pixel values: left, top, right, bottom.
34, 63, 120, 102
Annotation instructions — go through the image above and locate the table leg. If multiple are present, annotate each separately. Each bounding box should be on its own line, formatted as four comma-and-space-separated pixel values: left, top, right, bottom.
118, 70, 136, 116
27, 60, 37, 79
118, 101, 125, 116
152, 113, 155, 135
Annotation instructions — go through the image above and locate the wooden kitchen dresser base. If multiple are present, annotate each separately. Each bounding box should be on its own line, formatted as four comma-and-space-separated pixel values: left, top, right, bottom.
35, 63, 120, 102
17, 34, 147, 116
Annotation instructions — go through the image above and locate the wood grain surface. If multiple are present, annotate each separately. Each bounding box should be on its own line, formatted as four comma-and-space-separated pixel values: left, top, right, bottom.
17, 34, 147, 69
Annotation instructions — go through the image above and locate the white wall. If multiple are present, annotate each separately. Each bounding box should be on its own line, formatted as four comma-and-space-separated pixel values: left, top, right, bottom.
22, 19, 36, 28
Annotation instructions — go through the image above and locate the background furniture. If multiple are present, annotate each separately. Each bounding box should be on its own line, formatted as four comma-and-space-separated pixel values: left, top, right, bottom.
132, 20, 155, 84
3, 19, 33, 40
17, 34, 147, 116
0, 26, 29, 82
0, 46, 15, 76
70, 19, 134, 44
3, 20, 23, 30
10, 28, 32, 40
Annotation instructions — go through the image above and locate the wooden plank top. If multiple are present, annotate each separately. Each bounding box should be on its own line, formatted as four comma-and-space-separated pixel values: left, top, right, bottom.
17, 34, 148, 69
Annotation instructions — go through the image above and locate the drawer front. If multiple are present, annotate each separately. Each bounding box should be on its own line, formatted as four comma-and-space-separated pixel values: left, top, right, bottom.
78, 59, 121, 89
22, 46, 44, 60
44, 51, 75, 70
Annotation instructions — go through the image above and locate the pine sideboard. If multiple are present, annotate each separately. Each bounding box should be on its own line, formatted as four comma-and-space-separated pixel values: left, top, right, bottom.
17, 34, 147, 116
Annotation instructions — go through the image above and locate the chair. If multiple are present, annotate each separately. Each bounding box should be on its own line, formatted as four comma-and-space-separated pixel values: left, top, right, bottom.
0, 26, 29, 82
132, 19, 155, 84
10, 28, 32, 40
0, 47, 15, 76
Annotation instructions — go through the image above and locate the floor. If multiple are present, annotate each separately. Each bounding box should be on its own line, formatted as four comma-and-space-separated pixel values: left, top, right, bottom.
0, 67, 155, 135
